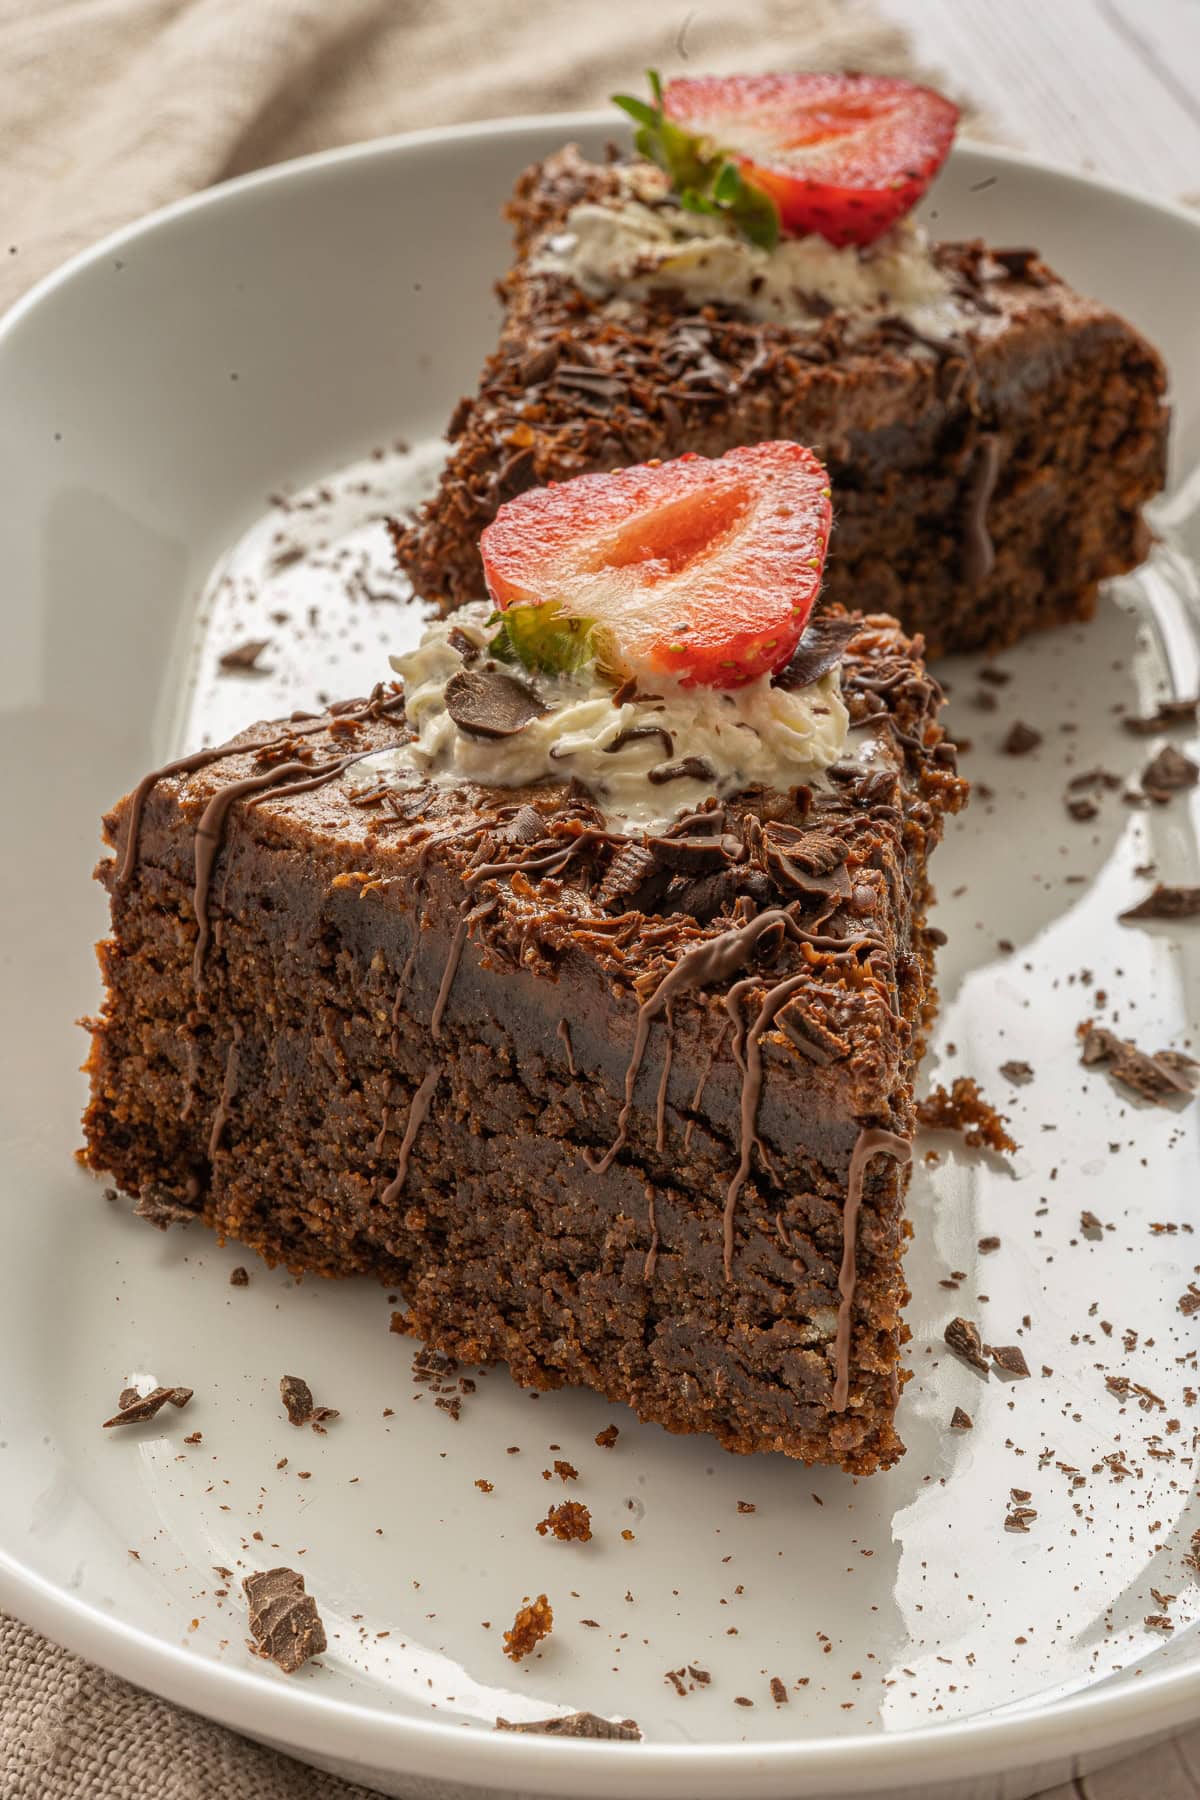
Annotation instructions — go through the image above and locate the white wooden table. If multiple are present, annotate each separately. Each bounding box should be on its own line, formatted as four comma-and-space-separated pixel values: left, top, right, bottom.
880, 0, 1200, 203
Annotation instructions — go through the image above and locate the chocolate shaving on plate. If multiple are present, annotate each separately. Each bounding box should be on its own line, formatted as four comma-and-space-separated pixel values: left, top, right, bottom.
999, 1060, 1034, 1085
950, 1406, 973, 1430
243, 1567, 327, 1673
944, 1316, 990, 1374
103, 1385, 193, 1428
773, 614, 860, 691
495, 1712, 640, 1740
444, 667, 548, 739
1001, 720, 1042, 756
1121, 696, 1199, 735
1142, 744, 1199, 801
1079, 1023, 1200, 1104
218, 638, 272, 674
1119, 883, 1200, 923
990, 1344, 1031, 1379
279, 1374, 340, 1431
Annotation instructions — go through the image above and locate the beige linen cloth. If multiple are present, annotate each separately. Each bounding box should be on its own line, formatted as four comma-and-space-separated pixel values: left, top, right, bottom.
0, 3, 1189, 1797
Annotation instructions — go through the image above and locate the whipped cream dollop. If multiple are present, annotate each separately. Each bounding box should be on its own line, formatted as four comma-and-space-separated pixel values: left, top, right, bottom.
345, 603, 850, 834
531, 164, 965, 338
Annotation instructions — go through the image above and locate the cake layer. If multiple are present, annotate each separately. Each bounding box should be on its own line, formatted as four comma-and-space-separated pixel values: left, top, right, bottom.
390, 147, 1168, 657
82, 619, 966, 1473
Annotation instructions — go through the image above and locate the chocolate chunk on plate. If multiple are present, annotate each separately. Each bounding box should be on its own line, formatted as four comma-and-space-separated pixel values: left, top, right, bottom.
495, 1712, 641, 1739
103, 1385, 193, 1428
279, 1374, 340, 1431
243, 1567, 326, 1673
1119, 883, 1200, 923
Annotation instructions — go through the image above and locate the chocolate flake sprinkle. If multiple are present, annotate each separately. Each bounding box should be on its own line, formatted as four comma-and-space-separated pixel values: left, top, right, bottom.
950, 1406, 973, 1430
218, 638, 272, 674
495, 1712, 640, 1739
243, 1567, 326, 1673
444, 666, 548, 739
1119, 883, 1200, 924
1079, 1023, 1200, 1104
999, 1060, 1034, 1085
773, 613, 860, 691
104, 1385, 193, 1428
647, 755, 717, 786
944, 1317, 990, 1374
279, 1374, 340, 1431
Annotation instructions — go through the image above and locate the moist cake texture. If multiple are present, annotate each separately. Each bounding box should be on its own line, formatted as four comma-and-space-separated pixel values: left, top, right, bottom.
390, 147, 1169, 656
82, 613, 965, 1474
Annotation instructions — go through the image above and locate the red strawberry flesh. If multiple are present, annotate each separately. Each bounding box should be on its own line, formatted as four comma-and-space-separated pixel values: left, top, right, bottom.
479, 444, 832, 689
663, 72, 958, 248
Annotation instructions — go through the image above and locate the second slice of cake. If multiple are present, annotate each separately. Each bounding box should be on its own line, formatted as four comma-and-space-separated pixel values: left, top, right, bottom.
392, 72, 1168, 656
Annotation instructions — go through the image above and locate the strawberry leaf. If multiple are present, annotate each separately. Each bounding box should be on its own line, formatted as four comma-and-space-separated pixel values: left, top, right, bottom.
612, 69, 780, 252
488, 605, 600, 677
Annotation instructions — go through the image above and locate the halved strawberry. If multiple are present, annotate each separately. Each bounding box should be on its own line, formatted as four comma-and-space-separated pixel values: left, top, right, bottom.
662, 73, 958, 249
479, 444, 831, 690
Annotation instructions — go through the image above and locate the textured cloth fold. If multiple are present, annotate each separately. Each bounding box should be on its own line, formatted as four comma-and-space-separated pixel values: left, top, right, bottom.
0, 0, 917, 315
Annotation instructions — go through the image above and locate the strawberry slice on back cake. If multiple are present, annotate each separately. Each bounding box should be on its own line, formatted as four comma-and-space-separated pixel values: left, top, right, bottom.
391, 67, 1167, 658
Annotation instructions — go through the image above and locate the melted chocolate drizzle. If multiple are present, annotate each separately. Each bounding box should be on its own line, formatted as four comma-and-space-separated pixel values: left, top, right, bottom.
206, 1024, 243, 1158
586, 908, 807, 1179
114, 692, 404, 895
832, 1127, 912, 1411
655, 1002, 674, 1152
191, 760, 325, 985
644, 1188, 659, 1283
962, 433, 1000, 586
380, 1065, 442, 1205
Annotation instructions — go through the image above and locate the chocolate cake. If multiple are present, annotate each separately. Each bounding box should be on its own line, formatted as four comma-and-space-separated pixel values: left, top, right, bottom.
81, 612, 966, 1475
391, 146, 1168, 656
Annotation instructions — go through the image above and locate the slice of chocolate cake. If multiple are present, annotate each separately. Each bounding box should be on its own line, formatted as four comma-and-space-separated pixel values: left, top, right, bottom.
83, 446, 967, 1473
391, 76, 1168, 657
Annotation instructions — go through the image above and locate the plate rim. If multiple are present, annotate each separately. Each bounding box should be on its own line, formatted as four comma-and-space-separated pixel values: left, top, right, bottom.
4, 113, 1200, 1796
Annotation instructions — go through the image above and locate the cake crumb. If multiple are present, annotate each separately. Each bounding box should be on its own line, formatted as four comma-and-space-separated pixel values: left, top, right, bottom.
536, 1501, 593, 1543
229, 1266, 249, 1286
917, 1078, 1016, 1153
595, 1424, 619, 1449
503, 1594, 553, 1662
475, 1479, 494, 1493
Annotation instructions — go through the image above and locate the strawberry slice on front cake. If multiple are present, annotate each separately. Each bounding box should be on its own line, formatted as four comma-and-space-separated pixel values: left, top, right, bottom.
479, 442, 832, 689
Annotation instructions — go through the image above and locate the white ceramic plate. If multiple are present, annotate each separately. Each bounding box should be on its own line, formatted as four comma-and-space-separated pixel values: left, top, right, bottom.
1, 117, 1199, 1800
